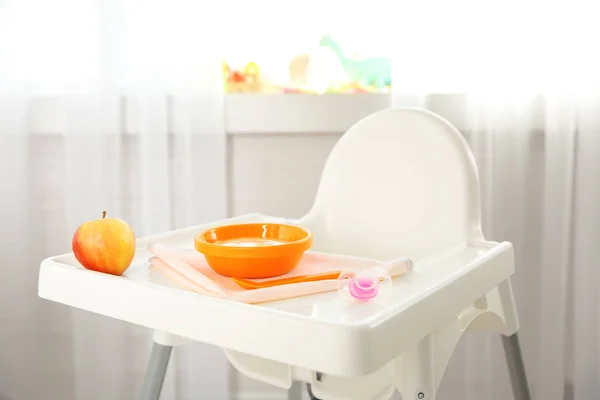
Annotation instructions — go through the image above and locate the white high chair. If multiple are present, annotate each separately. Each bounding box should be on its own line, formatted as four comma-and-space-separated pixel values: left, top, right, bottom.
38, 108, 531, 400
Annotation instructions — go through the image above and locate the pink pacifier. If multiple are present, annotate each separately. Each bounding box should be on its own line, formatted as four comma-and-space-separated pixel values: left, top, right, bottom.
337, 267, 392, 302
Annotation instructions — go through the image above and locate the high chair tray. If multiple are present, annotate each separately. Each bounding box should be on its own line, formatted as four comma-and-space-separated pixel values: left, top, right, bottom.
38, 213, 515, 377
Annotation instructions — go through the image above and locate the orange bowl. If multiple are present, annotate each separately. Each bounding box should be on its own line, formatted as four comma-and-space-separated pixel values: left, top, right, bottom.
194, 223, 313, 279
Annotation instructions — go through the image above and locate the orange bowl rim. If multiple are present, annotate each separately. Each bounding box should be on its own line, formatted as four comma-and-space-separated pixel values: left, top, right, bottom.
194, 222, 313, 259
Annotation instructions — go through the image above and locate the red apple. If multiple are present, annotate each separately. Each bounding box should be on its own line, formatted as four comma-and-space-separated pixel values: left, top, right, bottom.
72, 211, 136, 276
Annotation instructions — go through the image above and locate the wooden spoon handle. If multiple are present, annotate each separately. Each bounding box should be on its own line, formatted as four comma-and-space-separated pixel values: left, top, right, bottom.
233, 270, 342, 290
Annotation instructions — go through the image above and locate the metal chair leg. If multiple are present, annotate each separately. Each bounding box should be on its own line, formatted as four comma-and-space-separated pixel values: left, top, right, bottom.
139, 342, 173, 400
288, 381, 304, 400
502, 333, 532, 400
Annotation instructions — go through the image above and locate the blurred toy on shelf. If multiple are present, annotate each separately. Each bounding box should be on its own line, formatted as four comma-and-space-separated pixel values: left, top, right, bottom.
222, 35, 392, 94
222, 61, 230, 86
319, 35, 391, 91
242, 62, 262, 91
223, 61, 265, 93
288, 54, 310, 88
288, 46, 351, 94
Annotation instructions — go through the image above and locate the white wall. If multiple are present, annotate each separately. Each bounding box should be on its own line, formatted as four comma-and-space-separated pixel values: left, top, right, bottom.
229, 133, 340, 218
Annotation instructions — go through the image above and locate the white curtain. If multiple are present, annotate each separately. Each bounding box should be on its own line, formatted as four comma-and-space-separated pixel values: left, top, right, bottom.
0, 1, 228, 399
392, 3, 600, 399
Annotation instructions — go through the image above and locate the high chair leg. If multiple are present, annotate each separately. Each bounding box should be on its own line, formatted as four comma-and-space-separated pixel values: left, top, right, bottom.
306, 383, 320, 400
139, 342, 172, 400
502, 333, 532, 400
306, 372, 323, 400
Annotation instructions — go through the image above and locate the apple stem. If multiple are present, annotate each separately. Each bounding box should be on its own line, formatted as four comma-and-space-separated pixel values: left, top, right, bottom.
102, 210, 106, 219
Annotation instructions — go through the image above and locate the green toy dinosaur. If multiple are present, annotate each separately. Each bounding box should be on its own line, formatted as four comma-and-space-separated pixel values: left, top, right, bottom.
319, 35, 391, 90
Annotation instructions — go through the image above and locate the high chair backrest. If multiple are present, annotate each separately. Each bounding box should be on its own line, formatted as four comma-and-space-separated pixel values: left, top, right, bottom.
300, 108, 484, 261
